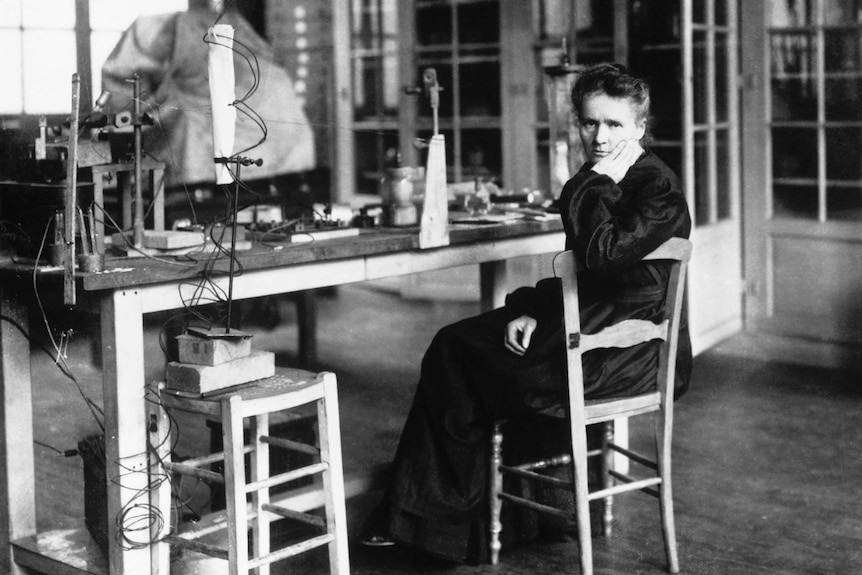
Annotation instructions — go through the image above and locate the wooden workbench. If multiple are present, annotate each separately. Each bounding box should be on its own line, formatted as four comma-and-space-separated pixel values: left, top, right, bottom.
0, 219, 565, 575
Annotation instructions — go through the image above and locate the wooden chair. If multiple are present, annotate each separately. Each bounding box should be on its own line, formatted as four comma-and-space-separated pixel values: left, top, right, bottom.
489, 237, 692, 574
155, 369, 349, 575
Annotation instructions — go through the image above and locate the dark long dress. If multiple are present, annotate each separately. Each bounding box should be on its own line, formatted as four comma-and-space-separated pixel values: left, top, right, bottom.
379, 150, 692, 562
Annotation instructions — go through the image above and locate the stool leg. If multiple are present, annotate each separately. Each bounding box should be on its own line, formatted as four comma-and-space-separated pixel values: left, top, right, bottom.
224, 395, 249, 575
252, 413, 271, 575
251, 413, 270, 575
317, 373, 350, 575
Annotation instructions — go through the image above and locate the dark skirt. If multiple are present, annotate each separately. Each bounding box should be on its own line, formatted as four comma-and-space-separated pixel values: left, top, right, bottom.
379, 295, 691, 563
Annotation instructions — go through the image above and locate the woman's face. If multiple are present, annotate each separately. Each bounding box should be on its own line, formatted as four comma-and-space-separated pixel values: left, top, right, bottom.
578, 92, 646, 164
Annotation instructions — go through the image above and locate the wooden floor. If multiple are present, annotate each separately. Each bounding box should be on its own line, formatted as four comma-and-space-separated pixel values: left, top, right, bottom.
27, 283, 862, 574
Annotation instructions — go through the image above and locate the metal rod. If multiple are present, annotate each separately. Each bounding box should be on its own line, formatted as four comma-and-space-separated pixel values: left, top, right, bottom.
64, 73, 80, 306
226, 160, 240, 333
133, 74, 144, 248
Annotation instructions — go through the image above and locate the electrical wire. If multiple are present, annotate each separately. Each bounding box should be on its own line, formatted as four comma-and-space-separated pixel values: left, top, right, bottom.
31, 215, 105, 432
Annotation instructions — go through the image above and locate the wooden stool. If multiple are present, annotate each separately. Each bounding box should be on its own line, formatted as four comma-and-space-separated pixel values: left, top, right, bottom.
153, 369, 349, 575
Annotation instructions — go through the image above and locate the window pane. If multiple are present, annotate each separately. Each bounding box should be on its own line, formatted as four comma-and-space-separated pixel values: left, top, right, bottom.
22, 0, 74, 28
0, 0, 22, 27
0, 30, 22, 113
716, 32, 729, 123
353, 53, 399, 120
23, 30, 75, 114
458, 1, 498, 45
770, 31, 814, 79
633, 49, 681, 140
826, 127, 862, 180
715, 0, 729, 27
89, 0, 188, 30
693, 30, 707, 126
416, 4, 451, 46
355, 128, 399, 195
767, 0, 814, 27
825, 30, 860, 73
825, 77, 862, 120
717, 128, 732, 220
771, 74, 817, 122
773, 184, 818, 219
824, 0, 862, 26
462, 129, 501, 182
827, 187, 862, 221
772, 127, 818, 179
693, 131, 710, 226
460, 62, 500, 116
693, 0, 707, 25
630, 0, 680, 45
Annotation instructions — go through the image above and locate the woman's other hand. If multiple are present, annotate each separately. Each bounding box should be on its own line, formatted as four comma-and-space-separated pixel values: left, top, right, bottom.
505, 315, 537, 356
591, 139, 644, 183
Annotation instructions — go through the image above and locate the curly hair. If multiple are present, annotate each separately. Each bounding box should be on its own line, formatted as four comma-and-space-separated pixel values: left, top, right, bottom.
571, 63, 652, 127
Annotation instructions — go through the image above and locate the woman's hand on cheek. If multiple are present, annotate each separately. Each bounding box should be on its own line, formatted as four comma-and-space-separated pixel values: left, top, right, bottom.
591, 140, 643, 183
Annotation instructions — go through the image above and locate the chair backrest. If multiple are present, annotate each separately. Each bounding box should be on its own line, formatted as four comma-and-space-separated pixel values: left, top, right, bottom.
552, 237, 692, 409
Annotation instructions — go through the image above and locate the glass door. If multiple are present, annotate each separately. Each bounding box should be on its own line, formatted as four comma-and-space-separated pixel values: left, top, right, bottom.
683, 0, 743, 352
744, 0, 862, 345
631, 0, 743, 353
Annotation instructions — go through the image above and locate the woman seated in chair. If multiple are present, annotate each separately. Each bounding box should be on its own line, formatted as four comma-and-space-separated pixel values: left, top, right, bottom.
361, 62, 692, 563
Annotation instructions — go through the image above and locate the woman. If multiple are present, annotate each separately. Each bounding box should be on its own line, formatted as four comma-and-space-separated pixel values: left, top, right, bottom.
362, 63, 692, 563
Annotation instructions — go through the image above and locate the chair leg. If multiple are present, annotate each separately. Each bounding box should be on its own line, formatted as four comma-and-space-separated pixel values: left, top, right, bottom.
656, 417, 679, 573
600, 421, 614, 537
251, 413, 271, 575
570, 421, 593, 575
489, 421, 504, 565
223, 395, 249, 575
317, 373, 350, 575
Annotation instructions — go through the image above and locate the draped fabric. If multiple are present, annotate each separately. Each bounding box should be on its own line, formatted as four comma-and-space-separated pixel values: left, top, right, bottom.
380, 150, 692, 562
101, 10, 315, 188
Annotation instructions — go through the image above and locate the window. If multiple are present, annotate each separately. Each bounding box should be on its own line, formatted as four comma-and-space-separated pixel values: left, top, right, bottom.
350, 0, 401, 194
768, 0, 862, 221
0, 0, 188, 115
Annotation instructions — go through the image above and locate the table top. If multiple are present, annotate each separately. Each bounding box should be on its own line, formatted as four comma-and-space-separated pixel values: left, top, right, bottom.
1, 217, 564, 294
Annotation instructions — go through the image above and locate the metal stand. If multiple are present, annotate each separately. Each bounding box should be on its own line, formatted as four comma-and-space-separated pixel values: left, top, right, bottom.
214, 156, 262, 335
64, 74, 81, 306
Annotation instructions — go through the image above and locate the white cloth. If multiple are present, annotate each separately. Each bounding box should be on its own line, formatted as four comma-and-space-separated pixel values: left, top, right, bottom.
101, 10, 315, 187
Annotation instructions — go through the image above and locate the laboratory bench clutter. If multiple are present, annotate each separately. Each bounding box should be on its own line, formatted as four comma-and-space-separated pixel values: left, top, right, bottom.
0, 154, 566, 575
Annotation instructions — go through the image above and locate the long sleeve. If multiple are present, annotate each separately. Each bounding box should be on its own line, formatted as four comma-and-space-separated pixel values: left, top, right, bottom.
504, 150, 690, 319
559, 152, 691, 272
